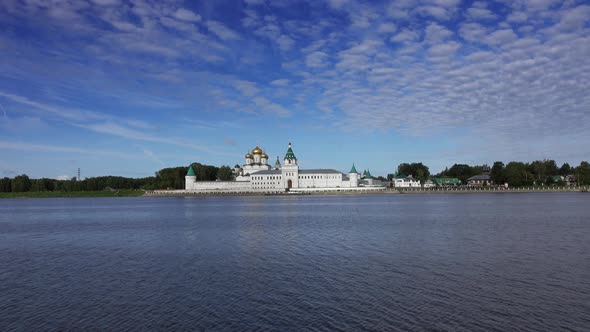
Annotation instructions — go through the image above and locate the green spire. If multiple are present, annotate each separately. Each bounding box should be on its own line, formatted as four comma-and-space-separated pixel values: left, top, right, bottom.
350, 163, 358, 174
186, 165, 196, 176
284, 142, 297, 160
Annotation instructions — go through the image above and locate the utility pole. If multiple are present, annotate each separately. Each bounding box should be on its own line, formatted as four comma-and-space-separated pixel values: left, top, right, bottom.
77, 168, 80, 181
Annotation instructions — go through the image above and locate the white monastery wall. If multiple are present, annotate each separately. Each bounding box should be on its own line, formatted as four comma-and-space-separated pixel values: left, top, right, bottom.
188, 181, 251, 190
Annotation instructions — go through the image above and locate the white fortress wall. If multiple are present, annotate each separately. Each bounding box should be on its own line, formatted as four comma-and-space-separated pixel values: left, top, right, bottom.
188, 181, 251, 190
298, 173, 344, 188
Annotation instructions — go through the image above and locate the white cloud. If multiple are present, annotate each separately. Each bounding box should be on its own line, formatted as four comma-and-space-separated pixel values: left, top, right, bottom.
90, 0, 120, 6
428, 41, 460, 59
252, 97, 290, 117
277, 34, 295, 51
414, 6, 452, 20
554, 4, 590, 31
459, 22, 489, 42
484, 28, 518, 46
466, 7, 498, 21
507, 11, 528, 22
245, 0, 265, 5
0, 140, 136, 159
206, 20, 240, 40
377, 22, 397, 34
174, 8, 201, 22
391, 29, 420, 43
327, 0, 350, 9
270, 79, 290, 87
306, 51, 330, 68
233, 80, 260, 96
424, 22, 453, 44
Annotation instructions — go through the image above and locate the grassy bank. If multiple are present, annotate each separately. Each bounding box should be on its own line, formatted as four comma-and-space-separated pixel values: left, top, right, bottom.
0, 190, 145, 198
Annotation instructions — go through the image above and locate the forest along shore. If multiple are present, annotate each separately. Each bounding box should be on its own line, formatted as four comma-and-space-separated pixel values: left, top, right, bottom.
0, 190, 144, 198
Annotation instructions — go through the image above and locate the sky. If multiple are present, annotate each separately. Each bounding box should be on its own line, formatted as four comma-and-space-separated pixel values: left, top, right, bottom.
0, 0, 589, 179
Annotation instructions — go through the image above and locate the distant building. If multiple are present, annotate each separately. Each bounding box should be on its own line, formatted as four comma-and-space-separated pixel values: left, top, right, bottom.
393, 175, 421, 188
423, 179, 435, 188
565, 174, 577, 186
548, 175, 564, 184
361, 168, 382, 186
467, 175, 494, 186
432, 177, 461, 186
467, 164, 494, 187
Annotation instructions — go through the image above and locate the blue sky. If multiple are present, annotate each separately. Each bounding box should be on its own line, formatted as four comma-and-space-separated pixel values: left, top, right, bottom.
0, 0, 589, 179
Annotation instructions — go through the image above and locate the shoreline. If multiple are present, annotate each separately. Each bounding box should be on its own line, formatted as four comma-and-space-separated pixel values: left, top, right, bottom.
1, 187, 587, 199
143, 186, 589, 197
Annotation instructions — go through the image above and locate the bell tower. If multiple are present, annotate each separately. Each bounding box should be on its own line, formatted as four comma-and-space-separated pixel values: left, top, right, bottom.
281, 142, 299, 189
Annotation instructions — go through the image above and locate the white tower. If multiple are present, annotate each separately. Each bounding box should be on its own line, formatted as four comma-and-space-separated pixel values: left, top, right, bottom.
281, 142, 299, 189
185, 165, 196, 190
245, 152, 253, 165
349, 163, 359, 188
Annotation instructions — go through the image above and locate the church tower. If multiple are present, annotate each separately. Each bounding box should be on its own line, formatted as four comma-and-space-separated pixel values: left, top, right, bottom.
349, 163, 359, 188
185, 165, 196, 190
281, 142, 299, 189
274, 156, 281, 170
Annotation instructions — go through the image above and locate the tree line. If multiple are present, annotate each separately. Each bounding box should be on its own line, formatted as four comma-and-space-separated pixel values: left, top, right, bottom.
0, 162, 235, 193
388, 160, 590, 186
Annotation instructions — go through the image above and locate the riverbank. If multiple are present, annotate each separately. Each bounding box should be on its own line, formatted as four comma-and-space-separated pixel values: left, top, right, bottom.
2, 186, 588, 198
0, 190, 145, 198
395, 186, 589, 194
144, 186, 589, 197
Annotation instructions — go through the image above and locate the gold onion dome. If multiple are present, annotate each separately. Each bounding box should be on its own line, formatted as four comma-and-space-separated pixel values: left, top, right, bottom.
252, 146, 263, 154
261, 152, 268, 159
245, 153, 253, 158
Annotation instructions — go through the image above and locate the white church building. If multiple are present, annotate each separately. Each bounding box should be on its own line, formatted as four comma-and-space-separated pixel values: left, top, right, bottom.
184, 143, 382, 192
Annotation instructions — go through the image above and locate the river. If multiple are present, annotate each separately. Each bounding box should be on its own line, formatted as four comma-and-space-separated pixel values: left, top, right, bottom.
1, 193, 589, 331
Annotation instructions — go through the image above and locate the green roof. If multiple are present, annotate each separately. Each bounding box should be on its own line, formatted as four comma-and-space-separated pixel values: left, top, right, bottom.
350, 163, 358, 174
284, 143, 297, 160
186, 165, 196, 176
432, 177, 461, 185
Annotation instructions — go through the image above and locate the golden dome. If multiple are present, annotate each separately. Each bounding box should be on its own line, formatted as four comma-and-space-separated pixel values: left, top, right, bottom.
252, 146, 262, 154
245, 153, 253, 159
261, 153, 268, 159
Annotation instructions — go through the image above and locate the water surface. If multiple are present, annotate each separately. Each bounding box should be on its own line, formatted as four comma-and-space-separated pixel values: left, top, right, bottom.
1, 193, 589, 331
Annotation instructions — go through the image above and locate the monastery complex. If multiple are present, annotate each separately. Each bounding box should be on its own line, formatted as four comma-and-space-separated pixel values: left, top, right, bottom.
184, 143, 385, 193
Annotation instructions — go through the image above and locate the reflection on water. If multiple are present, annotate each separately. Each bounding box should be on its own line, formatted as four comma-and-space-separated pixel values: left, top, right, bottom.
1, 194, 589, 331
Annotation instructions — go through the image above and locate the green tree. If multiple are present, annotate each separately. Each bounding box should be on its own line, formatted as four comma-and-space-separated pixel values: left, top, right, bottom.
396, 163, 430, 183
11, 174, 32, 192
490, 161, 506, 185
559, 163, 571, 176
0, 177, 11, 192
30, 178, 54, 191
155, 167, 188, 189
575, 161, 590, 185
217, 166, 233, 181
191, 163, 219, 181
529, 160, 559, 183
439, 164, 479, 184
504, 162, 533, 187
